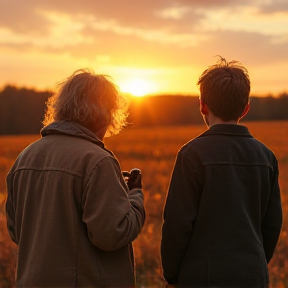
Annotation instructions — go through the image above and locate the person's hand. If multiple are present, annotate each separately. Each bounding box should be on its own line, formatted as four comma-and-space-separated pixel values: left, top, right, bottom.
122, 168, 142, 190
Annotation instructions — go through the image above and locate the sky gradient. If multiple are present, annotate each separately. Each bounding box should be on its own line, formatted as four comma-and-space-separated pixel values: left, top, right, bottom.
1, 0, 288, 96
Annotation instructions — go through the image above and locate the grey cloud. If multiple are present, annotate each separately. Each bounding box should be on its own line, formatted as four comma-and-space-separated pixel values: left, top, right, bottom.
0, 0, 200, 40
93, 29, 288, 68
7, 25, 286, 70
19, 0, 169, 28
0, 0, 256, 36
0, 42, 36, 53
201, 30, 288, 66
3, 0, 282, 45
0, 0, 51, 35
259, 0, 288, 13
1, 0, 287, 69
0, 27, 204, 68
174, 0, 251, 7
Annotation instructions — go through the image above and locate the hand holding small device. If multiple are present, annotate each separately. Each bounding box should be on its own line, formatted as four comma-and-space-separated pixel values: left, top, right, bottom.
122, 168, 142, 190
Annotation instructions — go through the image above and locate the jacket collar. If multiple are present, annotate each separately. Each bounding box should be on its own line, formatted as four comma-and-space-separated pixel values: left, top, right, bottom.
41, 121, 114, 156
198, 124, 253, 138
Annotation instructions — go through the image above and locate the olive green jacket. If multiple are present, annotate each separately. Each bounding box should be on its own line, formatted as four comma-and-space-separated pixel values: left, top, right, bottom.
6, 121, 145, 287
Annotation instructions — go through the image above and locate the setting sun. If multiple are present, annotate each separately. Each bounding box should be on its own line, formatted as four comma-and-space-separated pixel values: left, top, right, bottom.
120, 78, 156, 97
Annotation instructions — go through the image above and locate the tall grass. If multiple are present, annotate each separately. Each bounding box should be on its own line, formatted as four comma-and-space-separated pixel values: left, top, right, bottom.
0, 121, 287, 288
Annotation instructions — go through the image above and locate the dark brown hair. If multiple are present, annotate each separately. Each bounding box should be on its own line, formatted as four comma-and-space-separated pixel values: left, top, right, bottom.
197, 56, 250, 121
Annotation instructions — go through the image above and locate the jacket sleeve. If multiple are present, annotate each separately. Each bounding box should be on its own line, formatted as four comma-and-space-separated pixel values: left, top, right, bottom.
261, 160, 282, 263
82, 156, 145, 251
5, 173, 18, 245
161, 152, 201, 284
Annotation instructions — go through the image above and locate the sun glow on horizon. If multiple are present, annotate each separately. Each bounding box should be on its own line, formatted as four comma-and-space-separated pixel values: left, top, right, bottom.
119, 78, 157, 97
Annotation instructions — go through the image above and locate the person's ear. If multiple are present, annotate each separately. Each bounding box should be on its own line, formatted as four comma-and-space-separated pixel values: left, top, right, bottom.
199, 99, 209, 115
240, 102, 250, 119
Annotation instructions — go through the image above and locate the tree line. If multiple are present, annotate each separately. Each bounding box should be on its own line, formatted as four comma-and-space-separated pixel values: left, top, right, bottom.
0, 85, 287, 135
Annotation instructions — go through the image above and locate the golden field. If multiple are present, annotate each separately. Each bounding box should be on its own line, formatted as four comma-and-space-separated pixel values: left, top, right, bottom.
0, 121, 287, 288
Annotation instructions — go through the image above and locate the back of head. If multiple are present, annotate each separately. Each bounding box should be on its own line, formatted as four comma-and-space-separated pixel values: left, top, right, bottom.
197, 56, 250, 121
44, 69, 128, 137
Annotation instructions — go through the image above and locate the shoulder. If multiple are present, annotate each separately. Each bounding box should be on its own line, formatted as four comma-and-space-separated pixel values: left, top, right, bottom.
250, 137, 278, 164
175, 137, 207, 172
8, 134, 118, 178
178, 133, 208, 157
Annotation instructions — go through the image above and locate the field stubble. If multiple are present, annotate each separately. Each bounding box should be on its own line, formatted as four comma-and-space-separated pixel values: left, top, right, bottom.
0, 121, 287, 288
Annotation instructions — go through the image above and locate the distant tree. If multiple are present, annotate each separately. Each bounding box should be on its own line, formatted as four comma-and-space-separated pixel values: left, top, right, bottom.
127, 95, 203, 127
0, 85, 51, 135
246, 95, 288, 121
0, 86, 287, 135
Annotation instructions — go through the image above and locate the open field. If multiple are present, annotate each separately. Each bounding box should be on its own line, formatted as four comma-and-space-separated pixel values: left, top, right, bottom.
0, 121, 287, 288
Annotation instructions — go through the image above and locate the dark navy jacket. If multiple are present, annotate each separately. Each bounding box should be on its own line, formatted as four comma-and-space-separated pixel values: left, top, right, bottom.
161, 124, 282, 288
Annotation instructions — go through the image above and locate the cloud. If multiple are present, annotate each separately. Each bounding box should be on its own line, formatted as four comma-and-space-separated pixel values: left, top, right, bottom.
0, 0, 261, 35
0, 0, 287, 94
258, 0, 288, 13
2, 0, 287, 43
175, 0, 252, 7
1, 8, 287, 69
0, 8, 208, 56
199, 30, 288, 65
0, 0, 51, 35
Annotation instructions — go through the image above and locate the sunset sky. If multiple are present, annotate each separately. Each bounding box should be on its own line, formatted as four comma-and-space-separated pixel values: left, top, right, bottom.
0, 0, 288, 96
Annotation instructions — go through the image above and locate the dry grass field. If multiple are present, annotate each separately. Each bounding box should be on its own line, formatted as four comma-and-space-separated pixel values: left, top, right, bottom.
0, 121, 287, 288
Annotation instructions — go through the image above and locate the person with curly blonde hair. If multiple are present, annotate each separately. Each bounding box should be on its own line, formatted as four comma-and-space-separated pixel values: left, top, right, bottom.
6, 69, 145, 287
44, 68, 128, 137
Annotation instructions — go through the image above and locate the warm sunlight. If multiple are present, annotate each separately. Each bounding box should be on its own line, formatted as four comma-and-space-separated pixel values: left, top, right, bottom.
120, 78, 157, 97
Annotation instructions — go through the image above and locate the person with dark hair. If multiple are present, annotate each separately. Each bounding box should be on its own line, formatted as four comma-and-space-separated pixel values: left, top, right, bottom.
161, 57, 282, 288
6, 69, 145, 288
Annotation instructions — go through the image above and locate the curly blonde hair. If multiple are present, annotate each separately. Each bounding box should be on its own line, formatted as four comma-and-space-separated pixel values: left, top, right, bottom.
43, 69, 128, 137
